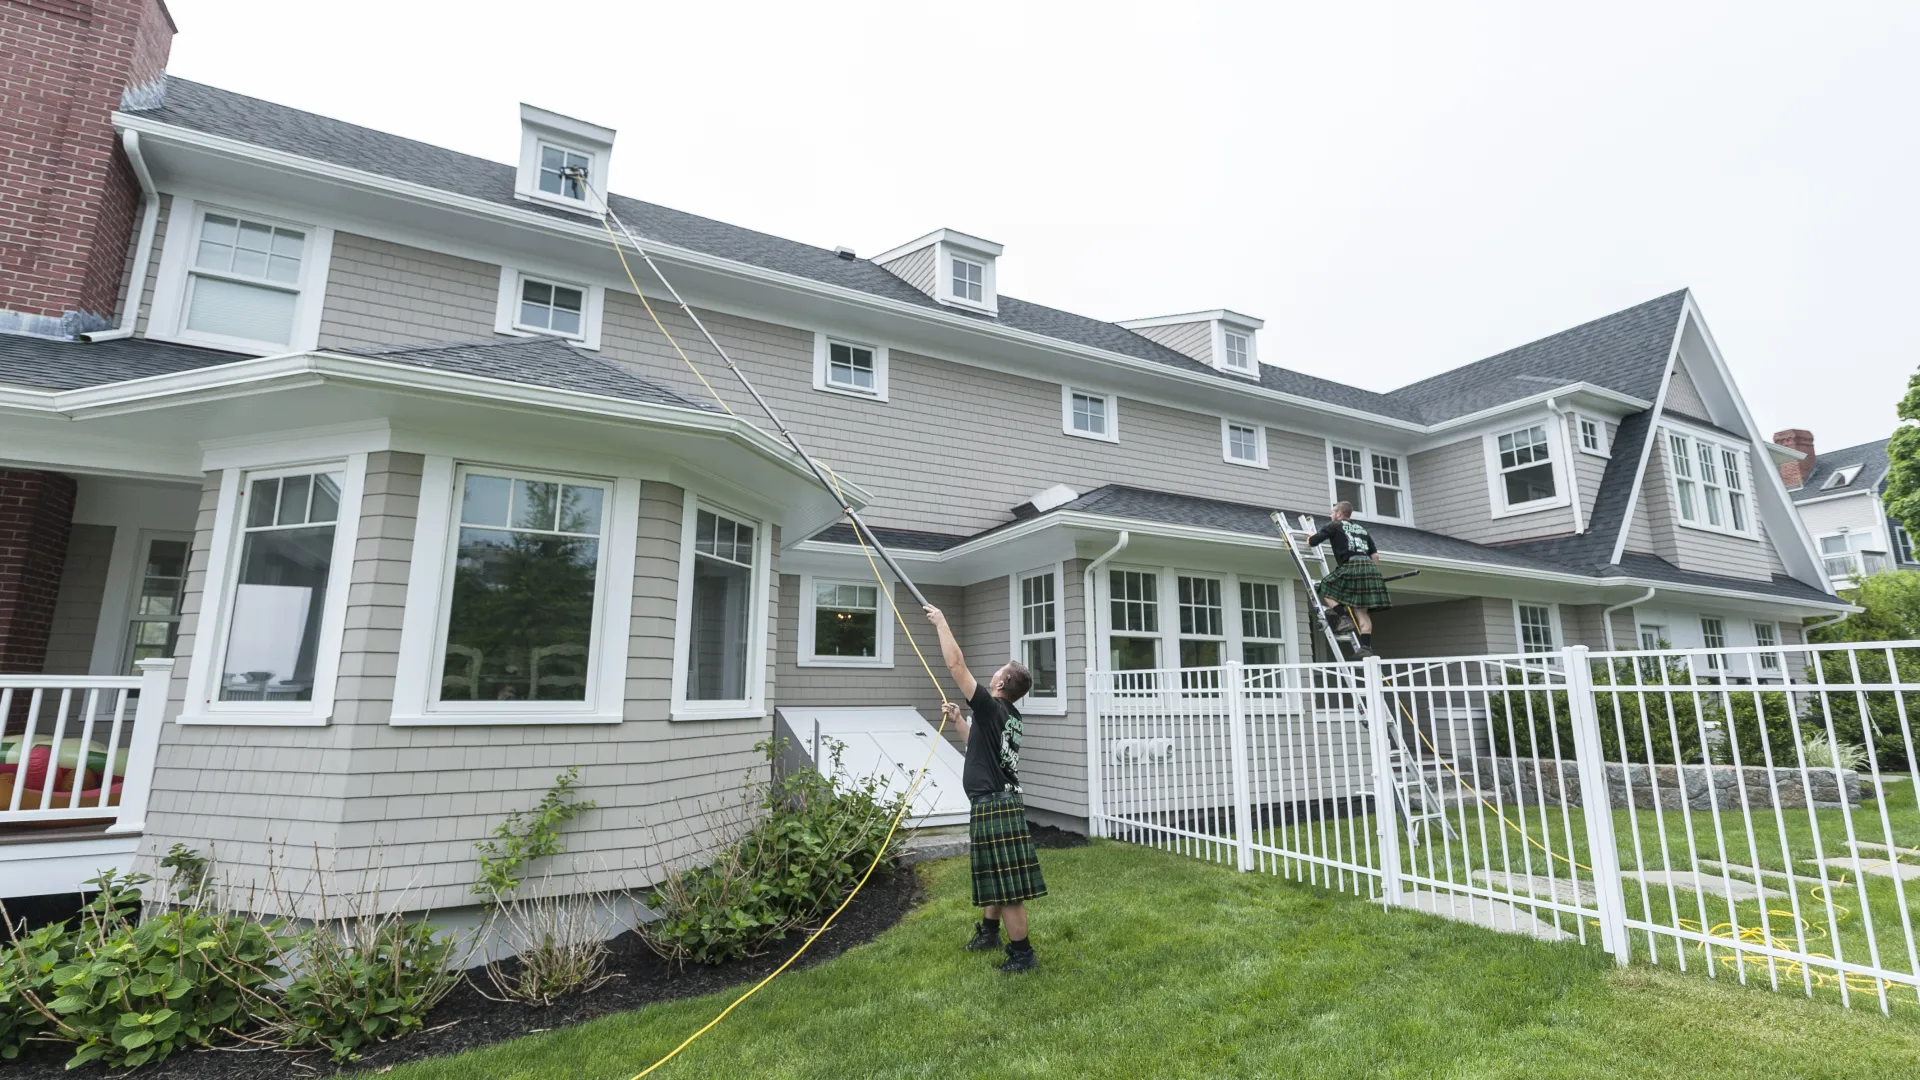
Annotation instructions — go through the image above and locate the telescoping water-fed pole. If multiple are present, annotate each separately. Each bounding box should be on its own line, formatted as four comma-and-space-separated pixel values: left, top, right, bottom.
559, 166, 930, 608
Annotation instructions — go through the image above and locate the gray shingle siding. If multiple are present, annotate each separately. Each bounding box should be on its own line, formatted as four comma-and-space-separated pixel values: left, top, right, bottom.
44, 523, 114, 674
1406, 435, 1576, 545
317, 232, 499, 348
133, 194, 172, 337
773, 576, 958, 723
1664, 360, 1710, 417
878, 246, 936, 297
1128, 321, 1214, 365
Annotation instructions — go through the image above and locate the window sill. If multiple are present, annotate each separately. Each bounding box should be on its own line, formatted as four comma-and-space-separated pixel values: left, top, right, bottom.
813, 382, 889, 403
1063, 428, 1118, 444
1490, 497, 1569, 519
1578, 447, 1611, 459
389, 710, 623, 727
499, 325, 597, 351
1022, 700, 1069, 716
146, 328, 289, 358
513, 189, 599, 216
1676, 520, 1757, 540
176, 711, 330, 727
1223, 457, 1268, 470
671, 704, 769, 722
797, 657, 895, 669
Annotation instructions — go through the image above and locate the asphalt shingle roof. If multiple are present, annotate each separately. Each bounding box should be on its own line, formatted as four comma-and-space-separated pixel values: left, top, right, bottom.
134, 78, 1682, 427
334, 337, 717, 411
1791, 438, 1890, 502
0, 334, 243, 390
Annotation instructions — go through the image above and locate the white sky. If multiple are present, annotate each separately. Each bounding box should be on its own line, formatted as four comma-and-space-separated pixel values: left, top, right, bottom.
168, 0, 1919, 449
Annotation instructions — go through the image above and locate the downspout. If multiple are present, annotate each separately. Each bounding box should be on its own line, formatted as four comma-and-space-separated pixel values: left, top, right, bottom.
1081, 530, 1128, 838
1804, 612, 1851, 637
82, 130, 159, 342
1550, 396, 1585, 534
1601, 586, 1656, 651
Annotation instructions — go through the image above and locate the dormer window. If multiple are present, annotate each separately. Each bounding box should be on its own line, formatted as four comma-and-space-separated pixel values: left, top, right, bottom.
515, 104, 615, 215
952, 256, 985, 303
1116, 309, 1264, 379
1824, 464, 1864, 490
1222, 331, 1251, 373
538, 144, 590, 202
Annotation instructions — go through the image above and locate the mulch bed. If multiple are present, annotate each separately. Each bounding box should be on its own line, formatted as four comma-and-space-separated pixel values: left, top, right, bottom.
1029, 822, 1090, 850
10, 865, 925, 1079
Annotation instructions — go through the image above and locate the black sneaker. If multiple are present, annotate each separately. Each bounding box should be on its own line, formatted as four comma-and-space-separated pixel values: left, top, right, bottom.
1356, 645, 1377, 659
1327, 611, 1355, 635
963, 921, 1001, 952
998, 947, 1038, 974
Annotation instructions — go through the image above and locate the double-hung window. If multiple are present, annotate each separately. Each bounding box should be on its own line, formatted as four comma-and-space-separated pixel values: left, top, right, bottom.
1578, 416, 1608, 455
1108, 570, 1160, 679
1667, 429, 1754, 536
1515, 602, 1559, 657
1330, 444, 1407, 521
1223, 421, 1265, 467
184, 211, 307, 347
1896, 524, 1917, 565
124, 535, 190, 675
1753, 621, 1781, 674
684, 507, 762, 707
1700, 616, 1727, 673
1494, 425, 1558, 510
1014, 569, 1062, 707
1176, 576, 1226, 692
1063, 387, 1117, 441
1638, 623, 1667, 681
1819, 534, 1856, 578
951, 256, 984, 303
439, 469, 608, 704
538, 144, 591, 201
1239, 581, 1286, 665
801, 578, 891, 666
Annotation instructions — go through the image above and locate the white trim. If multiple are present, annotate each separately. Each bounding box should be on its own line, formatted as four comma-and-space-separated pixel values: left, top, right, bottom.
1062, 385, 1119, 442
145, 196, 333, 355
810, 332, 890, 401
1512, 599, 1564, 655
1118, 309, 1263, 332
108, 529, 194, 677
1662, 423, 1758, 540
493, 266, 606, 350
177, 455, 367, 725
389, 457, 639, 725
669, 496, 773, 721
939, 244, 996, 315
514, 105, 614, 216
1211, 323, 1260, 379
797, 573, 895, 668
1009, 564, 1068, 715
1096, 563, 1297, 682
1220, 419, 1267, 469
1483, 418, 1572, 518
870, 227, 1004, 267
1609, 301, 1691, 565
1325, 440, 1410, 523
1575, 413, 1610, 457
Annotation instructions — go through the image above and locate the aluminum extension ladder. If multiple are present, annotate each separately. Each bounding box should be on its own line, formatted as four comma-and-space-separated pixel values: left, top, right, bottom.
1269, 511, 1456, 846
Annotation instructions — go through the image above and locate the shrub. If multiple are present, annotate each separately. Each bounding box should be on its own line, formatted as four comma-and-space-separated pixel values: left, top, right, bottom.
479, 878, 616, 1006
276, 916, 460, 1062
642, 739, 909, 965
474, 766, 596, 899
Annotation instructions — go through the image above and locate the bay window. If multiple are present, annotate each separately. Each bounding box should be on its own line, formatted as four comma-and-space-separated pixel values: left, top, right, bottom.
1177, 574, 1226, 673
1239, 581, 1286, 665
1108, 570, 1161, 675
1013, 568, 1063, 708
685, 508, 760, 705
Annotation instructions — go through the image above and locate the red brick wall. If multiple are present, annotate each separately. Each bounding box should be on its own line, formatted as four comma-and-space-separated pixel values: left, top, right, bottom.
0, 470, 79, 675
0, 0, 176, 326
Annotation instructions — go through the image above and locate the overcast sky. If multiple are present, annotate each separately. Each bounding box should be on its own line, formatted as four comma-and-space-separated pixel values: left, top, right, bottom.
168, 0, 1918, 448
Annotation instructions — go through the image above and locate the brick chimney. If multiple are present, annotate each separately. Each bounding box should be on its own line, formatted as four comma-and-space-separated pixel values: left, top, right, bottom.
0, 0, 177, 338
1774, 429, 1816, 489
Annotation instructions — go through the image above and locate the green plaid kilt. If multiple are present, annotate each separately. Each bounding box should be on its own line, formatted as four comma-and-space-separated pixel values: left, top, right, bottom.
968, 792, 1047, 906
1319, 560, 1393, 611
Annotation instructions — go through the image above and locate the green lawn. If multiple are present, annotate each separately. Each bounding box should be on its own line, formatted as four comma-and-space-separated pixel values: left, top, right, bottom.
389, 841, 1920, 1080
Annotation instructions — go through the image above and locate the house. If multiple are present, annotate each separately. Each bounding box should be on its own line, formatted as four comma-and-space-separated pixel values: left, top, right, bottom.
1773, 432, 1919, 588
0, 0, 1845, 916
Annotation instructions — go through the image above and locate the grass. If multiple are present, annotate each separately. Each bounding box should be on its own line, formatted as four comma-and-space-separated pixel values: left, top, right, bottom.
388, 841, 1920, 1080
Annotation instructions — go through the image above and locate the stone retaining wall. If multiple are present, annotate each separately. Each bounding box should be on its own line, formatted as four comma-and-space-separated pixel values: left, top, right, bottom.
1470, 757, 1863, 810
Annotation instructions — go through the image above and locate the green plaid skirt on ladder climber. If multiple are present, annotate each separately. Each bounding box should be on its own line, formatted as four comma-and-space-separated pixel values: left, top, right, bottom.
969, 791, 1047, 906
1318, 559, 1394, 610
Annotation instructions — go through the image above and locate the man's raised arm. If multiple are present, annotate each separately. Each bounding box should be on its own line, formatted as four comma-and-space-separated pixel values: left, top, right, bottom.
923, 605, 977, 701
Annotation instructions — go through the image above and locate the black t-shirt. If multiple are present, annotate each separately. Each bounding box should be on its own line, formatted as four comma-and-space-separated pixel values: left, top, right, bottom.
1308, 518, 1378, 565
961, 683, 1024, 798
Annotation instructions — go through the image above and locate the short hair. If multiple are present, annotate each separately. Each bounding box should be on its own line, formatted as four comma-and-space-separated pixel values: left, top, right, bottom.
1332, 500, 1354, 517
998, 661, 1033, 702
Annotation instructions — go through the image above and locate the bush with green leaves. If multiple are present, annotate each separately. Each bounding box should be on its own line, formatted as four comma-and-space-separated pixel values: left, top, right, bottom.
474, 766, 596, 899
275, 916, 460, 1062
642, 738, 909, 965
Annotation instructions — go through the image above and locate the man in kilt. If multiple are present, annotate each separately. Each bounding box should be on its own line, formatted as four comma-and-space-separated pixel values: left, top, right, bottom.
1310, 500, 1392, 658
924, 604, 1045, 973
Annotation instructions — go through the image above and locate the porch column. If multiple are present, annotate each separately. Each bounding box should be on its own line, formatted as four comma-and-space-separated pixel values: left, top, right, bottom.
0, 469, 77, 675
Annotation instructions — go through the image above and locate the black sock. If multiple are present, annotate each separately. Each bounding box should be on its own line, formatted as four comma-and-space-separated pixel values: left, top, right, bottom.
1359, 633, 1372, 647
980, 918, 1000, 934
1008, 936, 1032, 954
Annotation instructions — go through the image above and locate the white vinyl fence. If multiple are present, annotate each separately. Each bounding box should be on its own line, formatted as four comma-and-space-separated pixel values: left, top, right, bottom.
1087, 642, 1920, 1013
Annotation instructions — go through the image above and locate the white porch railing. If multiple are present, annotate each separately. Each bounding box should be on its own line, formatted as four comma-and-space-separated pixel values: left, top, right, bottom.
1, 659, 171, 835
1088, 643, 1920, 1014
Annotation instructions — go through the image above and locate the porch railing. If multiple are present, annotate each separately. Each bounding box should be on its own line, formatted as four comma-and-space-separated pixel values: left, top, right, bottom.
1087, 642, 1920, 1014
1, 659, 171, 835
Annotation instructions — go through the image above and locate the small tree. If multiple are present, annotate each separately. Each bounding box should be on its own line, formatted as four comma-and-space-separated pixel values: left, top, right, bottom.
1810, 568, 1920, 645
1881, 368, 1920, 534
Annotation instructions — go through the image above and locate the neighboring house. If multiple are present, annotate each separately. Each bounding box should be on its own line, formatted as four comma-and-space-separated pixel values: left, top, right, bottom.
1774, 433, 1919, 589
0, 0, 1845, 913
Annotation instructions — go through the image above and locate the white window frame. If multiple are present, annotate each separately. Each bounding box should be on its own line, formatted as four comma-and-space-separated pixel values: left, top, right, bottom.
1098, 564, 1297, 683
1206, 319, 1262, 379
1237, 579, 1289, 666
669, 496, 773, 721
1484, 421, 1570, 518
178, 456, 367, 726
1009, 564, 1067, 715
1824, 464, 1864, 490
389, 457, 641, 725
118, 530, 194, 677
533, 140, 593, 204
1576, 414, 1609, 456
146, 197, 334, 356
810, 332, 890, 401
1326, 441, 1410, 523
1221, 330, 1253, 374
1062, 386, 1119, 443
1664, 425, 1756, 539
1637, 622, 1667, 651
1753, 620, 1781, 674
798, 574, 894, 668
493, 267, 606, 350
514, 107, 613, 217
1699, 616, 1728, 673
1512, 600, 1563, 658
1895, 522, 1917, 565
1221, 419, 1267, 469
949, 254, 986, 304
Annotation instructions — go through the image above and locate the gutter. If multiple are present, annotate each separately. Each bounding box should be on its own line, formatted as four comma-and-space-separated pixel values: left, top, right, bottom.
1803, 612, 1850, 637
1081, 531, 1128, 840
1549, 395, 1585, 535
1601, 586, 1656, 651
82, 130, 160, 343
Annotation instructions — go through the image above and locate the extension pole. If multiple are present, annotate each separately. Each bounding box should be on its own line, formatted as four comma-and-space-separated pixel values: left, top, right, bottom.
570, 169, 932, 607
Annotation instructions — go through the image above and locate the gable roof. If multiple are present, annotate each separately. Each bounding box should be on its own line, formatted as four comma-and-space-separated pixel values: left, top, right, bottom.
130, 78, 1685, 429
1791, 438, 1890, 502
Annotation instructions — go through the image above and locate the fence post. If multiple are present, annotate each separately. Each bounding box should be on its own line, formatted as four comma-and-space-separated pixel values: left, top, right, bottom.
1224, 661, 1254, 872
107, 659, 174, 836
1084, 667, 1104, 839
1563, 645, 1630, 965
1364, 654, 1403, 906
